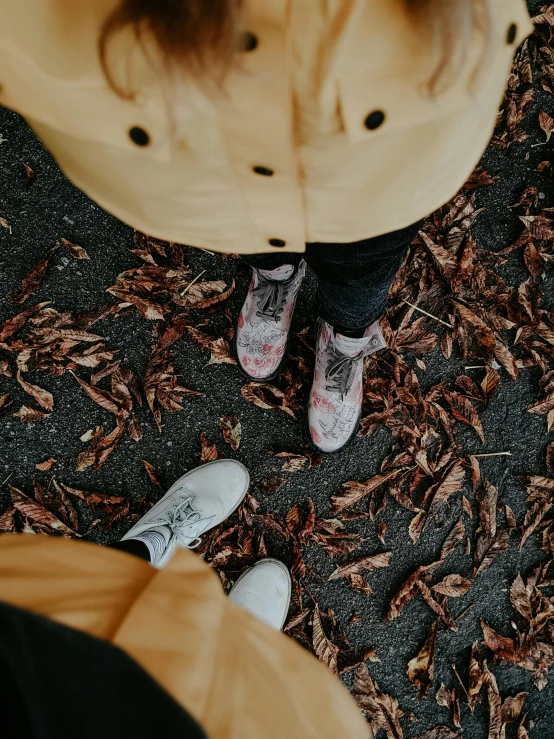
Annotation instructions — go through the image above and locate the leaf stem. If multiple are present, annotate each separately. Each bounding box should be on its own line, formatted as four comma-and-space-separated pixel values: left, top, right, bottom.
180, 270, 207, 297
471, 452, 511, 458
402, 300, 454, 328
450, 663, 469, 699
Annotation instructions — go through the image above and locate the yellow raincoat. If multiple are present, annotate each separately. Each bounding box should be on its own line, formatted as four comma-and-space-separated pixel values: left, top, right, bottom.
0, 534, 371, 738
0, 0, 533, 255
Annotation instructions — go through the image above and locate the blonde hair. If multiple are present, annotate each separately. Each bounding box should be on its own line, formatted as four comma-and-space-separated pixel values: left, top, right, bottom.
99, 0, 493, 98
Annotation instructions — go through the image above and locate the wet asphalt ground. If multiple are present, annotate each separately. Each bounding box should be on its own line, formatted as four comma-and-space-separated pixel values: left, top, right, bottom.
1, 6, 553, 734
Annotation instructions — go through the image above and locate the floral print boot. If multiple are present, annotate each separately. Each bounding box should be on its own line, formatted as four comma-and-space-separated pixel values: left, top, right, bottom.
235, 260, 306, 380
307, 318, 386, 453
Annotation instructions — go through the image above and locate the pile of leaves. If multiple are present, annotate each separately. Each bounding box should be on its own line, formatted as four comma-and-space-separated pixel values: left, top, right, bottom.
1, 5, 554, 738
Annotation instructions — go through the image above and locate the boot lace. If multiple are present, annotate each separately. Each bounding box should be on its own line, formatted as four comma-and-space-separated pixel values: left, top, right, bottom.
253, 274, 291, 322
148, 491, 215, 549
325, 352, 364, 400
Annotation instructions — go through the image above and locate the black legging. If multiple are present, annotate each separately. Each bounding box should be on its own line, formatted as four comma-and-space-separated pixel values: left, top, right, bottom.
110, 538, 151, 562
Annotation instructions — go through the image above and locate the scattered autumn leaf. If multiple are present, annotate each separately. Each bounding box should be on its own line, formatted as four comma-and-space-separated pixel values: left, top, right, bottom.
539, 110, 554, 142
6, 243, 60, 303
35, 458, 56, 471
142, 460, 163, 487
200, 432, 218, 463
241, 382, 295, 417
219, 415, 241, 451
13, 405, 50, 422
60, 237, 90, 260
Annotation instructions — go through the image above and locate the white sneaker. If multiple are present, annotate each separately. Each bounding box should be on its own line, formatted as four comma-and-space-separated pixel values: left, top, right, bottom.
307, 319, 386, 454
235, 260, 306, 380
228, 558, 291, 630
121, 460, 249, 568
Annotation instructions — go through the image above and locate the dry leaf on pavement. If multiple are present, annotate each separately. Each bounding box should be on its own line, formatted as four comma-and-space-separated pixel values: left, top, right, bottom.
431, 574, 472, 598
200, 432, 218, 463
436, 684, 461, 729
9, 484, 78, 536
17, 371, 54, 411
35, 458, 56, 471
60, 237, 90, 260
13, 405, 50, 422
241, 382, 295, 418
353, 663, 405, 739
329, 552, 392, 582
142, 460, 163, 487
6, 243, 60, 304
219, 415, 242, 451
407, 618, 439, 699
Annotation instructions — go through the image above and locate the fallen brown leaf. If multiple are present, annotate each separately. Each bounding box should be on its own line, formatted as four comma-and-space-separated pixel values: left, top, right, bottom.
0, 302, 50, 342
60, 483, 126, 509
331, 470, 400, 514
436, 683, 461, 729
71, 372, 121, 415
219, 415, 241, 451
241, 382, 295, 417
200, 432, 218, 463
353, 663, 405, 738
6, 244, 60, 303
483, 663, 502, 739
35, 458, 56, 472
186, 327, 236, 364
439, 516, 466, 561
9, 484, 77, 536
539, 110, 554, 142
481, 621, 517, 661
17, 371, 54, 411
0, 507, 16, 532
467, 641, 484, 712
107, 287, 166, 321
60, 237, 90, 260
501, 692, 527, 724
13, 405, 50, 422
476, 480, 498, 539
443, 390, 485, 443
22, 162, 35, 185
432, 574, 472, 598
312, 605, 340, 675
407, 618, 439, 699
176, 279, 235, 309
142, 460, 163, 487
76, 423, 125, 472
286, 498, 316, 544
329, 551, 392, 583
520, 499, 553, 550
0, 393, 13, 414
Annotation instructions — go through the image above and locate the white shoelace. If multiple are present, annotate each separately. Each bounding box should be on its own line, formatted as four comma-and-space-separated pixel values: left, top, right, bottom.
148, 491, 215, 549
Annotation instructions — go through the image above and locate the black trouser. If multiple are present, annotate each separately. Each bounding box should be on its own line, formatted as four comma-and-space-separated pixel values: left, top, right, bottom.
0, 601, 205, 739
242, 220, 423, 334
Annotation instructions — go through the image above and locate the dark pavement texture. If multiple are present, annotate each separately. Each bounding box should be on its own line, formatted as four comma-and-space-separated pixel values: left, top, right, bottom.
1, 8, 553, 736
